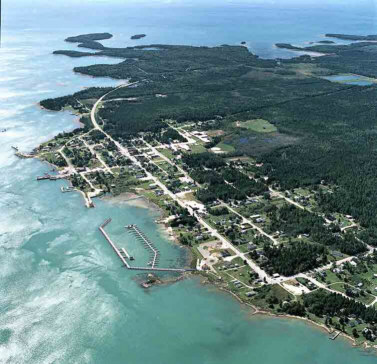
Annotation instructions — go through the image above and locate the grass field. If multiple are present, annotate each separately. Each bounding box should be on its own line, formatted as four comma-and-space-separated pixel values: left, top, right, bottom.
190, 144, 207, 154
215, 142, 235, 153
158, 148, 174, 160
236, 119, 277, 133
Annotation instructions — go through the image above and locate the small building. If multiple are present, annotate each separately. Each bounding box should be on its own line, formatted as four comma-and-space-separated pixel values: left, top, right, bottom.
246, 291, 256, 297
247, 243, 257, 251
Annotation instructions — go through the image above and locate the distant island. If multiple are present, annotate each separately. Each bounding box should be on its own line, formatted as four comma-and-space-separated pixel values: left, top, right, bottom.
35, 32, 377, 349
317, 40, 335, 44
326, 33, 377, 41
65, 32, 113, 43
131, 34, 146, 40
63, 33, 113, 52
275, 43, 303, 50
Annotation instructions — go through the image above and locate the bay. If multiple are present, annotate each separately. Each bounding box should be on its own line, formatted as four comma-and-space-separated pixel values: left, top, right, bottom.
1, 1, 377, 362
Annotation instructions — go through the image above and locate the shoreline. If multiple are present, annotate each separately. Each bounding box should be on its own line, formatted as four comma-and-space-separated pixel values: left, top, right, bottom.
27, 150, 377, 352
29, 35, 377, 350
196, 271, 377, 352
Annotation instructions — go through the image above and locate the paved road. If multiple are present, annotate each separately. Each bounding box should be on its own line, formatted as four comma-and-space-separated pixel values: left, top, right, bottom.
88, 86, 377, 296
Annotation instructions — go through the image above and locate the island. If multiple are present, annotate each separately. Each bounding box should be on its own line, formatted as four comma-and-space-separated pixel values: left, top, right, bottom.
131, 34, 146, 40
326, 33, 377, 41
30, 32, 377, 349
65, 32, 113, 43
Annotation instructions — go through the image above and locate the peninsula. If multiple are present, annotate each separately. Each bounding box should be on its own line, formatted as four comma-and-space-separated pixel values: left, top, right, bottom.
32, 32, 377, 348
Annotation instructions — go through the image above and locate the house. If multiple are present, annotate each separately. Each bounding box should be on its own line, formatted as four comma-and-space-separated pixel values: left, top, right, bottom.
247, 243, 257, 251
246, 291, 256, 297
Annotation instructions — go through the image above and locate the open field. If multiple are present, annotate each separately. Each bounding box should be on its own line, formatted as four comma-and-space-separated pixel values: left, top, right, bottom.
236, 119, 277, 133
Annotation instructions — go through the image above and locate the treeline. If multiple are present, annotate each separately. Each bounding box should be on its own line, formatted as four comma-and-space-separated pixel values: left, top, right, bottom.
183, 152, 225, 169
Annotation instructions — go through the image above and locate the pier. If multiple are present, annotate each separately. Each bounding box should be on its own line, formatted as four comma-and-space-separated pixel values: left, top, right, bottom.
329, 331, 340, 340
99, 219, 195, 273
36, 173, 60, 181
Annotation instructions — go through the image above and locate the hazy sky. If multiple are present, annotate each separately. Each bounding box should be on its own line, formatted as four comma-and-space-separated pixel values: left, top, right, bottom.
5, 0, 376, 6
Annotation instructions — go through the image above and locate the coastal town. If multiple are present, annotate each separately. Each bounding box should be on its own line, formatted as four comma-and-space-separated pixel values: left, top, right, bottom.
17, 80, 377, 347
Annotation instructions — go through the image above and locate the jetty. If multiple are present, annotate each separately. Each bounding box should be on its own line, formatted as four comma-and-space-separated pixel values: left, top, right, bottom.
15, 151, 35, 159
99, 219, 195, 273
99, 218, 131, 269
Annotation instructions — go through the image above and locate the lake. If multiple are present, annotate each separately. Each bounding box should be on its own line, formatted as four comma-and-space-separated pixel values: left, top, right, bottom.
1, 0, 377, 362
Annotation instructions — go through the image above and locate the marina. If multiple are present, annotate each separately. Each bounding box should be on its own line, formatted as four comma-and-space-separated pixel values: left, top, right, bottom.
99, 219, 194, 273
126, 224, 160, 268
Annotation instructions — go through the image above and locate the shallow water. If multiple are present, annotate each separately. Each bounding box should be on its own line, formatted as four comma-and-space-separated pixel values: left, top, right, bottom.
323, 74, 376, 86
2, 1, 377, 363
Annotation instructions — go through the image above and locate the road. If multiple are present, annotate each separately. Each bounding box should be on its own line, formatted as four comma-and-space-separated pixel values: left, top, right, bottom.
87, 86, 377, 296
89, 86, 278, 283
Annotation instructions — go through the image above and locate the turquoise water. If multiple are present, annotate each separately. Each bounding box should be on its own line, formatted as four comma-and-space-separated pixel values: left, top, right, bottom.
2, 1, 377, 363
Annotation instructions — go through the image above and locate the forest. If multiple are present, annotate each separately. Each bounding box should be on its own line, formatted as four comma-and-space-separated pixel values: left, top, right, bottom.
44, 34, 377, 247
303, 289, 377, 324
181, 152, 268, 203
268, 205, 367, 255
260, 242, 328, 276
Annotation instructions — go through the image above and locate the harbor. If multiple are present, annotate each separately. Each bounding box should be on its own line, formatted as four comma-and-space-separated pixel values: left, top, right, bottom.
99, 218, 195, 273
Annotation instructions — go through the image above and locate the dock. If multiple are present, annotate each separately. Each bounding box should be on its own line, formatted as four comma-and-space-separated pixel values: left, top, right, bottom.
61, 186, 74, 193
99, 219, 195, 273
36, 173, 59, 181
329, 331, 340, 340
126, 224, 160, 268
